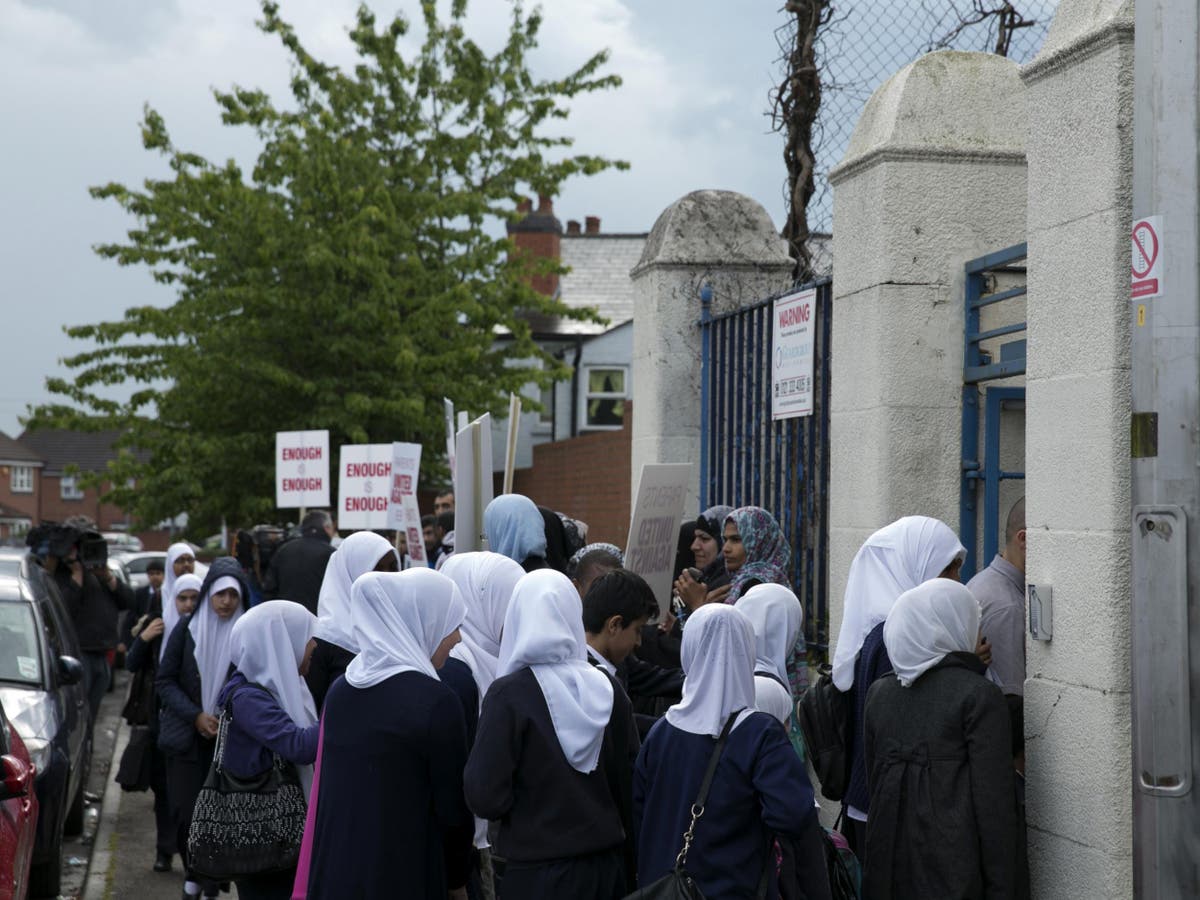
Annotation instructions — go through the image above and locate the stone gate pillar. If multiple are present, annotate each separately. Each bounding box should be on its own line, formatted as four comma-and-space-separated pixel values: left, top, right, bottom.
827, 50, 1028, 643
630, 190, 793, 513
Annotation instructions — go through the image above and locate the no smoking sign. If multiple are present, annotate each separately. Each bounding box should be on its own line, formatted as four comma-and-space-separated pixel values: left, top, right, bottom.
1132, 216, 1163, 300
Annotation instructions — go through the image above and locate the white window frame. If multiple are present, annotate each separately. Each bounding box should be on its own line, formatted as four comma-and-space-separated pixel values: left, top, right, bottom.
60, 476, 84, 501
10, 466, 33, 494
580, 365, 628, 431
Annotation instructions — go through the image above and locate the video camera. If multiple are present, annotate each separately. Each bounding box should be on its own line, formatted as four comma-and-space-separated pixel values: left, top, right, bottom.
26, 522, 108, 570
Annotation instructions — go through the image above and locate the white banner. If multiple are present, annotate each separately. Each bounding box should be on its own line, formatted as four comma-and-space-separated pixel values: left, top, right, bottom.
275, 430, 330, 509
453, 414, 494, 554
624, 463, 692, 611
771, 287, 817, 420
337, 444, 393, 530
387, 442, 426, 565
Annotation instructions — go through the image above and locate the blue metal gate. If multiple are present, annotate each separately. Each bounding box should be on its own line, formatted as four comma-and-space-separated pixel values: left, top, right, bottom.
698, 279, 833, 655
961, 244, 1028, 580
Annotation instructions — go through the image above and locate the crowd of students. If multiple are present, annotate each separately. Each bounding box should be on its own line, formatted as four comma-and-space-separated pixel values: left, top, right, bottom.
119, 493, 1026, 900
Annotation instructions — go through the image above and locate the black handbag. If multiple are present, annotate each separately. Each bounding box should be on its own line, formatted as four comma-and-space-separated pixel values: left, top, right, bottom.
797, 664, 853, 801
114, 725, 155, 792
186, 684, 307, 880
624, 712, 769, 900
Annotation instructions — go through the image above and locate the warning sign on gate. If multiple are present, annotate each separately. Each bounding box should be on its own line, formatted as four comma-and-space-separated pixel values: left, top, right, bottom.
1132, 216, 1163, 300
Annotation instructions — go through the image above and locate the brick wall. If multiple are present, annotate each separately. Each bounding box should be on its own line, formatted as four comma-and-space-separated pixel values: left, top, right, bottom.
511, 406, 632, 547
0, 465, 40, 520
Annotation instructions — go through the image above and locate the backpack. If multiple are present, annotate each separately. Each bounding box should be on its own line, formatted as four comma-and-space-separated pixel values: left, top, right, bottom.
796, 664, 853, 801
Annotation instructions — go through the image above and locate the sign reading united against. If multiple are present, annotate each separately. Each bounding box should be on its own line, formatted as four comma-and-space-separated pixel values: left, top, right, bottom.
338, 444, 393, 530
387, 442, 425, 565
772, 288, 817, 420
624, 463, 692, 611
275, 430, 330, 509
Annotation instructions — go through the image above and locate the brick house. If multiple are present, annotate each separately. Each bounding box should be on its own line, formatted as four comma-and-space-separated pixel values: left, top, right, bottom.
1, 428, 170, 549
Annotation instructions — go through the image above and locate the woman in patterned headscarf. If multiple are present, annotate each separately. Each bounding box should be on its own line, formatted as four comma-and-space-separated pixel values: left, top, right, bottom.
722, 507, 791, 603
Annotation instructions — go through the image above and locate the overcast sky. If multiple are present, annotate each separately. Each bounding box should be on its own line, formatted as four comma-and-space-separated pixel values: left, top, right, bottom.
0, 0, 797, 436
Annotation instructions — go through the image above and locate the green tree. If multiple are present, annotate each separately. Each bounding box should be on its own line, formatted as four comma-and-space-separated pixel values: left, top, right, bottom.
27, 0, 625, 534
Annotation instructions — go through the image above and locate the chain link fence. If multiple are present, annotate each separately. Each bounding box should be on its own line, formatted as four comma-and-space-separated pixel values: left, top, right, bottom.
806, 0, 1059, 235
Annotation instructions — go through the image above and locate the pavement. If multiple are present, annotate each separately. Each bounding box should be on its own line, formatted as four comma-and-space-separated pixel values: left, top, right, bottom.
71, 669, 241, 900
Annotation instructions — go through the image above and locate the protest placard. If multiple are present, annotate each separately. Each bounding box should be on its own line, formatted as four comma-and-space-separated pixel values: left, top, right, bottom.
624, 463, 692, 611
387, 442, 425, 565
275, 430, 330, 509
503, 393, 522, 495
453, 414, 494, 554
338, 444, 393, 530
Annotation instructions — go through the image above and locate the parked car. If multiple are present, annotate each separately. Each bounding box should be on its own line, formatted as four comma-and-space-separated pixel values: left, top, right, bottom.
0, 550, 90, 898
101, 532, 143, 553
0, 697, 38, 900
110, 551, 164, 591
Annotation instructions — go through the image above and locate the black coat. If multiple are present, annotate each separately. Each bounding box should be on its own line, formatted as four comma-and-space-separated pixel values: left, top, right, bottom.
154, 613, 207, 758
863, 652, 1017, 900
52, 565, 133, 653
263, 534, 335, 614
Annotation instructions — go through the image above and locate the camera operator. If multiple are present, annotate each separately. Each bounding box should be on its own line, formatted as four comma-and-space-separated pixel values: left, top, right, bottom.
35, 523, 133, 728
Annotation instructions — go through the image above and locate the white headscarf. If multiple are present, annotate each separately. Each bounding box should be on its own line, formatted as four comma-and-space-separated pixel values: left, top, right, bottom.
737, 583, 803, 686
442, 551, 524, 705
831, 516, 966, 691
345, 570, 466, 688
497, 569, 614, 773
229, 600, 319, 797
314, 531, 397, 652
160, 543, 197, 660
666, 603, 757, 738
161, 572, 203, 659
188, 574, 245, 715
884, 579, 981, 687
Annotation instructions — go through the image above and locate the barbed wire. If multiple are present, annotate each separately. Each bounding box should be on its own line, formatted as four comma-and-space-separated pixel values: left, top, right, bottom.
804, 0, 1058, 234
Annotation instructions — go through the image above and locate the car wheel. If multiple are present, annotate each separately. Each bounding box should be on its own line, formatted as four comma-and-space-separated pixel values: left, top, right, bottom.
27, 830, 62, 898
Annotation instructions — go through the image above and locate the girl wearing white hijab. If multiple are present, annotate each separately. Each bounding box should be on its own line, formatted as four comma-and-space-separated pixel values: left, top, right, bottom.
864, 580, 1016, 899
464, 569, 636, 900
305, 531, 398, 710
304, 570, 474, 900
831, 515, 966, 849
215, 600, 320, 900
155, 557, 249, 900
633, 604, 816, 898
160, 542, 197, 660
442, 551, 524, 705
737, 583, 804, 728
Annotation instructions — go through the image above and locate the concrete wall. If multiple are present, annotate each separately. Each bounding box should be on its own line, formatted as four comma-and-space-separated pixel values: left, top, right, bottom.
1021, 1, 1135, 895
630, 190, 793, 514
827, 51, 1029, 637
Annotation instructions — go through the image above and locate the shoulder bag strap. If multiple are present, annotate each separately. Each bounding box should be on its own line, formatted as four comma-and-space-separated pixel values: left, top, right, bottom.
675, 710, 743, 870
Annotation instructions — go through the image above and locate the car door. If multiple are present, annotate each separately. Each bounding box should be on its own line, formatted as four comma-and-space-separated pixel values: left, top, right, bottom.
25, 568, 86, 778
0, 707, 36, 900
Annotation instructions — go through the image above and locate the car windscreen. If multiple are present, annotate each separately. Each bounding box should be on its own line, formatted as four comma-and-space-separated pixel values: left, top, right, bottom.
0, 601, 41, 686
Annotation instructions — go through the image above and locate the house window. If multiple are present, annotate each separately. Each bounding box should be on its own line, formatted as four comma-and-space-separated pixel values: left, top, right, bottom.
539, 384, 555, 425
583, 367, 626, 429
60, 477, 84, 501
10, 466, 32, 494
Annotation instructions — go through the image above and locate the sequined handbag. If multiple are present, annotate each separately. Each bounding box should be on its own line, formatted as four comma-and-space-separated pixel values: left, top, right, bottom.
186, 685, 307, 879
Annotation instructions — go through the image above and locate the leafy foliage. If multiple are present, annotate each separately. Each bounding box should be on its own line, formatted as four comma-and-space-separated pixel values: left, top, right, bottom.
27, 0, 625, 533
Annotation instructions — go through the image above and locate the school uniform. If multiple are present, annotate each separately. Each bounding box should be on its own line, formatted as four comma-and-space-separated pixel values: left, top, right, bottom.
303, 569, 472, 899
463, 569, 637, 900
464, 667, 636, 899
632, 604, 816, 900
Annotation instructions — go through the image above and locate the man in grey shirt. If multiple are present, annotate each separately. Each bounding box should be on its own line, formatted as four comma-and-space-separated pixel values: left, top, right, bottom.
967, 497, 1026, 696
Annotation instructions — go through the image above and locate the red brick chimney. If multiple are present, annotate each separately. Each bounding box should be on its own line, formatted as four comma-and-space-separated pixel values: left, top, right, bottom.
585, 215, 601, 235
507, 194, 562, 296
566, 219, 582, 235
